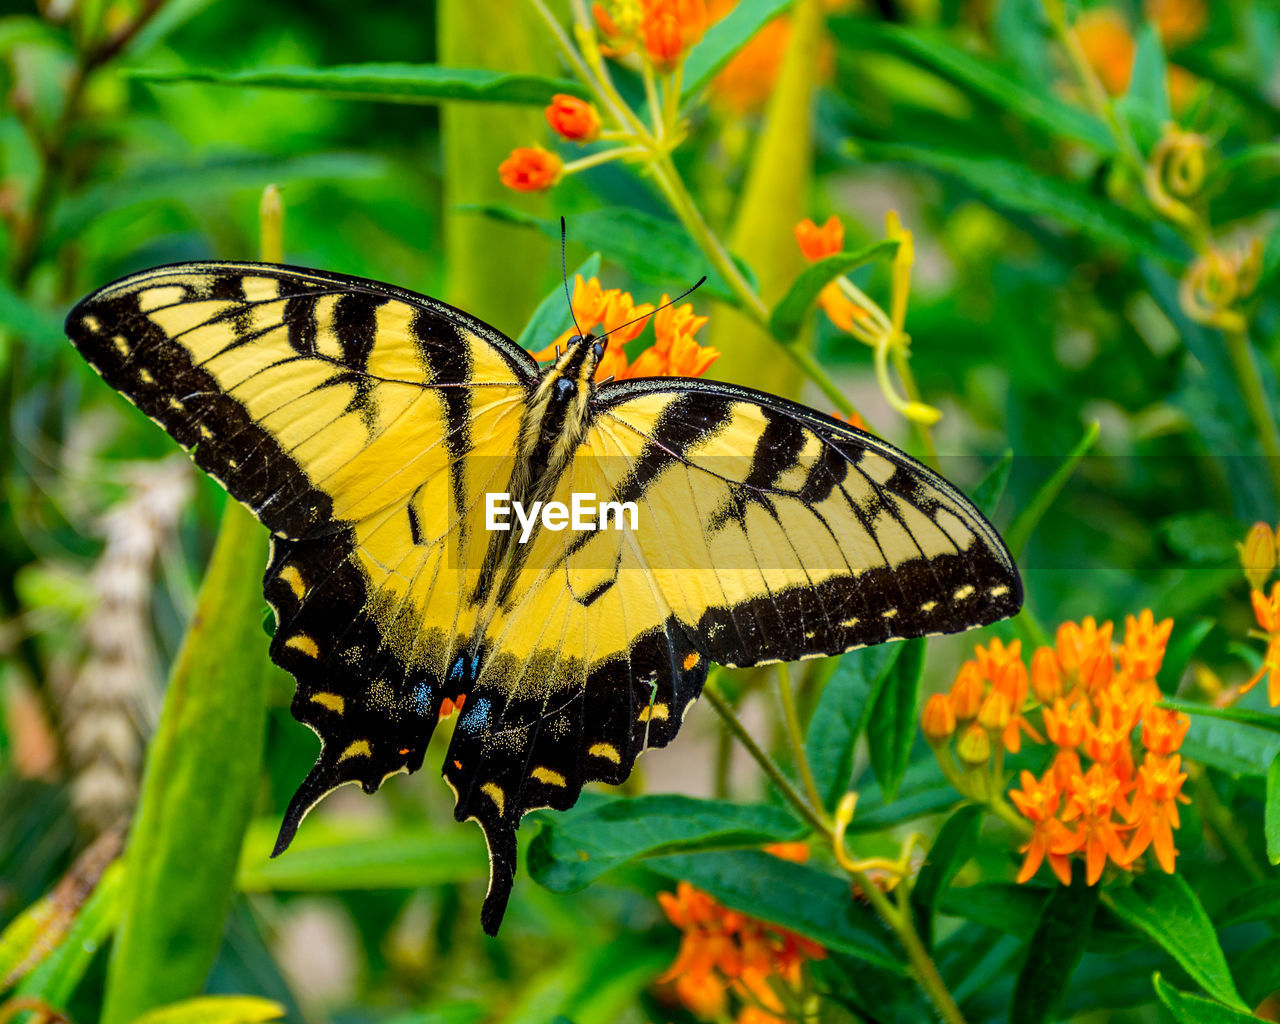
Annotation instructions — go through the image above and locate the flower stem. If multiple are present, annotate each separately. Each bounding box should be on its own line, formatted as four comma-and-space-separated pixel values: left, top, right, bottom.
703, 681, 831, 838
1221, 326, 1280, 500
776, 663, 826, 815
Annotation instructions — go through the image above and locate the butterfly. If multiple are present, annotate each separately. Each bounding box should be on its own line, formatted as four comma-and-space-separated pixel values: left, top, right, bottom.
66, 260, 1022, 934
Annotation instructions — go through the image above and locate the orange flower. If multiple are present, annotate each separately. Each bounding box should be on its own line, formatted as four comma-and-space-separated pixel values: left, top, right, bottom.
1056, 616, 1115, 692
710, 16, 791, 113
1127, 753, 1190, 873
1057, 764, 1131, 884
498, 146, 563, 192
1117, 610, 1173, 683
762, 841, 810, 864
1242, 584, 1280, 707
1031, 647, 1064, 704
1141, 706, 1189, 755
545, 94, 601, 143
832, 409, 868, 432
1075, 9, 1136, 95
949, 661, 985, 720
641, 0, 708, 69
1145, 0, 1207, 48
956, 721, 991, 766
657, 873, 823, 1022
794, 216, 843, 261
629, 294, 719, 378
1009, 771, 1073, 885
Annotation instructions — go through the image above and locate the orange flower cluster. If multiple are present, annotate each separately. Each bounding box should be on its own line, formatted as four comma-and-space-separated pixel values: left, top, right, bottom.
594, 0, 708, 69
657, 844, 824, 1023
793, 216, 869, 333
923, 612, 1192, 886
527, 274, 720, 382
1075, 0, 1206, 106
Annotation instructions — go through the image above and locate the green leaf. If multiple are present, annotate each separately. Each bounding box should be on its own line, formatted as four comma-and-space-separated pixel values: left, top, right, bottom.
844, 143, 1184, 263
1216, 880, 1280, 927
866, 638, 926, 802
828, 18, 1115, 153
11, 861, 122, 1006
910, 805, 982, 949
648, 851, 902, 970
48, 151, 388, 253
1004, 420, 1099, 559
101, 504, 272, 1024
1159, 697, 1280, 776
1010, 877, 1099, 1024
236, 819, 488, 892
130, 64, 589, 104
129, 997, 285, 1024
941, 882, 1139, 955
845, 757, 962, 834
1267, 752, 1280, 865
681, 0, 794, 100
527, 795, 806, 893
1233, 936, 1280, 1007
804, 643, 909, 810
516, 252, 602, 352
1106, 873, 1245, 1009
1120, 22, 1170, 147
0, 284, 65, 349
1154, 973, 1261, 1024
1156, 619, 1216, 695
1206, 143, 1280, 224
969, 449, 1014, 519
465, 204, 755, 306
767, 240, 898, 340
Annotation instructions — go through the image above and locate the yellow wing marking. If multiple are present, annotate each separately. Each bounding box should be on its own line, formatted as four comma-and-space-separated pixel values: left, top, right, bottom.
588, 743, 621, 763
481, 782, 506, 816
638, 703, 669, 723
338, 739, 371, 761
531, 767, 567, 787
309, 692, 345, 714
285, 634, 320, 658
279, 564, 306, 600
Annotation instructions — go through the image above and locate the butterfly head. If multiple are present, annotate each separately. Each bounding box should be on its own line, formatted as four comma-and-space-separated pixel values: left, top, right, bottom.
549, 332, 608, 391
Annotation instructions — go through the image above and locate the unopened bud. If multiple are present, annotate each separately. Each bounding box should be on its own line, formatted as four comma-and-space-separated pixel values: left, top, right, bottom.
949, 662, 985, 720
978, 690, 1011, 733
956, 722, 991, 766
920, 693, 956, 743
1239, 521, 1277, 592
1031, 647, 1063, 704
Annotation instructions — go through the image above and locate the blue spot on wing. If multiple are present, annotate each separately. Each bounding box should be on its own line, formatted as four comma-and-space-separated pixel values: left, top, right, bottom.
409, 680, 432, 715
459, 697, 492, 736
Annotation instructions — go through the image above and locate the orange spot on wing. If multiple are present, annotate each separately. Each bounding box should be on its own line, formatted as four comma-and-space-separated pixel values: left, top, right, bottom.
683, 652, 699, 670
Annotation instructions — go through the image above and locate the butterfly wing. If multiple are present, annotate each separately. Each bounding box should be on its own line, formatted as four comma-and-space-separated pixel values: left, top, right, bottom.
443, 376, 1021, 933
67, 261, 536, 855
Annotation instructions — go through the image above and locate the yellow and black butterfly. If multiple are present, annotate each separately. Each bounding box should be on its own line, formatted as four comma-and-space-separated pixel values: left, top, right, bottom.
66, 260, 1021, 934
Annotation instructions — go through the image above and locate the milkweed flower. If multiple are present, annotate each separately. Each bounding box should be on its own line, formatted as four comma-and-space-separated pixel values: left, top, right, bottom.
545, 94, 601, 143
924, 610, 1189, 886
1241, 583, 1280, 707
657, 848, 824, 1022
526, 276, 717, 383
497, 146, 563, 192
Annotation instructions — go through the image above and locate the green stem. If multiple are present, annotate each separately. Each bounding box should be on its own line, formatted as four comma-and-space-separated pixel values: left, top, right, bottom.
889, 343, 939, 469
1222, 326, 1280, 500
703, 682, 831, 838
776, 664, 825, 816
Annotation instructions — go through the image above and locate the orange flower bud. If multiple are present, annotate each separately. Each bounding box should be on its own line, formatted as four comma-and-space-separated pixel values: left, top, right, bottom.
1239, 522, 1277, 591
1254, 583, 1280, 634
950, 661, 985, 720
920, 693, 956, 743
794, 216, 844, 261
957, 722, 991, 766
1032, 647, 1063, 704
545, 94, 601, 143
643, 10, 684, 67
498, 146, 563, 192
1075, 8, 1136, 96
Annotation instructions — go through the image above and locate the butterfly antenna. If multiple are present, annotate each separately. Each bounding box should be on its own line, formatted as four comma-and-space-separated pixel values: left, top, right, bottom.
599, 275, 708, 343
560, 217, 585, 345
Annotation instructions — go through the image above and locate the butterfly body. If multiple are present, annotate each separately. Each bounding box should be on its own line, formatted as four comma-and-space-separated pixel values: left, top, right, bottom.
67, 261, 1022, 934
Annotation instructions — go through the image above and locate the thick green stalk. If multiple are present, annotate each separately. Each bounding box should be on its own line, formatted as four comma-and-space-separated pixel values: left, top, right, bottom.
100, 501, 270, 1024
705, 0, 823, 399
439, 0, 558, 335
